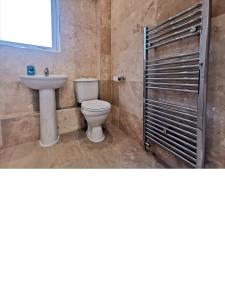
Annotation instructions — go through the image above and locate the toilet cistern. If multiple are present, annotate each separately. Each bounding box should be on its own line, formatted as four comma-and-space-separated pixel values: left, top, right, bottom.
74, 78, 111, 143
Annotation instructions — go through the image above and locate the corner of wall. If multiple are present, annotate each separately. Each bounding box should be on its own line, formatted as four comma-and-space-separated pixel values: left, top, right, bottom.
0, 120, 3, 148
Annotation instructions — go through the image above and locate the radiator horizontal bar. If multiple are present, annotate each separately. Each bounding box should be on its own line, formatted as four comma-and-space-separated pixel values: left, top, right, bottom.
147, 64, 199, 71
146, 107, 197, 125
146, 128, 197, 157
145, 136, 196, 167
147, 81, 198, 88
146, 124, 197, 150
146, 71, 199, 76
148, 31, 201, 49
146, 86, 199, 93
146, 51, 199, 63
149, 23, 202, 46
146, 112, 197, 131
148, 3, 202, 34
146, 116, 197, 138
148, 16, 202, 41
147, 10, 202, 39
146, 120, 197, 143
147, 82, 199, 88
146, 77, 199, 81
146, 99, 198, 112
146, 103, 198, 119
147, 58, 199, 67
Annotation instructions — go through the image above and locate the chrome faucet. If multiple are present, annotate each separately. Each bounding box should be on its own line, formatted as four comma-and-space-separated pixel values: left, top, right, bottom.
44, 67, 49, 77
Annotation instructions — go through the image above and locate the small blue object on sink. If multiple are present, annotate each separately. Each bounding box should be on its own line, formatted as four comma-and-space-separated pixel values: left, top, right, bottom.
27, 65, 35, 76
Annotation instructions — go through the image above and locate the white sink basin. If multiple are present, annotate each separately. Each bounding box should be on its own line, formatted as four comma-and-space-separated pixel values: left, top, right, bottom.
21, 75, 68, 147
20, 75, 67, 90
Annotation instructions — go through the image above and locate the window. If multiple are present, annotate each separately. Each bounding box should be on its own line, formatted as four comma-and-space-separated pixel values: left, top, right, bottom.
0, 0, 60, 51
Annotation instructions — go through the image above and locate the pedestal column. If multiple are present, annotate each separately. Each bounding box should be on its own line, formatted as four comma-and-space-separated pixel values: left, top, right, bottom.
39, 89, 59, 147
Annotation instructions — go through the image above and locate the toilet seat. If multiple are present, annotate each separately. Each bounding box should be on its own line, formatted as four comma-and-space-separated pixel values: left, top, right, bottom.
82, 100, 111, 112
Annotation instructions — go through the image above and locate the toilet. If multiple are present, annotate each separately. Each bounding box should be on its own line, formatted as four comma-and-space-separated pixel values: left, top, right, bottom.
74, 78, 111, 143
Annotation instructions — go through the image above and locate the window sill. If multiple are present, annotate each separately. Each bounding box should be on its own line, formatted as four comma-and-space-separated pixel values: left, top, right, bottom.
0, 40, 61, 53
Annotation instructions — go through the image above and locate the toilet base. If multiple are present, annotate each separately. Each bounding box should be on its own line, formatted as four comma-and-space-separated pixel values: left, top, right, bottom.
86, 125, 105, 143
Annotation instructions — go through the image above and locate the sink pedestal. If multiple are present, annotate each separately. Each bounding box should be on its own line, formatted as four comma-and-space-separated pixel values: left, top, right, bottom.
39, 89, 59, 147
20, 75, 67, 147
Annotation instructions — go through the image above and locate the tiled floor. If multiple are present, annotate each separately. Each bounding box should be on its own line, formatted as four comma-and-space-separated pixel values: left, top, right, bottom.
0, 125, 164, 169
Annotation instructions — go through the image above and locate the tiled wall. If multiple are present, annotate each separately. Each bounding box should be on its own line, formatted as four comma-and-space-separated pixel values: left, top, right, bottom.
0, 0, 99, 148
111, 0, 225, 168
96, 0, 119, 126
1, 0, 225, 168
111, 0, 157, 143
97, 0, 111, 100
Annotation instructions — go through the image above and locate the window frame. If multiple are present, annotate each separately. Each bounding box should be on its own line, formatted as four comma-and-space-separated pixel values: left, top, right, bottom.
0, 0, 60, 52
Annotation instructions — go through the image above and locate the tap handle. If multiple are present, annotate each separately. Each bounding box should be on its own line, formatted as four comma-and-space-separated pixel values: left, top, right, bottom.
44, 68, 49, 76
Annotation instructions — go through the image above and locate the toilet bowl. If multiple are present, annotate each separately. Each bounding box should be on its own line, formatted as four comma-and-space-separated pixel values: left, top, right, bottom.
74, 78, 111, 143
81, 100, 111, 143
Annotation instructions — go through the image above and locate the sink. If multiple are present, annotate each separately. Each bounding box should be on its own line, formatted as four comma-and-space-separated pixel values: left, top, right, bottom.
20, 75, 67, 90
21, 75, 68, 147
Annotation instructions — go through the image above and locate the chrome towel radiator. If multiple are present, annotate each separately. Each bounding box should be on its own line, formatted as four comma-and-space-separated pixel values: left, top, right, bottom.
143, 1, 211, 168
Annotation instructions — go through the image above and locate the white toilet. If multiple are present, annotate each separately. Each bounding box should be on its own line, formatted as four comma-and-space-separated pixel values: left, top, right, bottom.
74, 78, 111, 143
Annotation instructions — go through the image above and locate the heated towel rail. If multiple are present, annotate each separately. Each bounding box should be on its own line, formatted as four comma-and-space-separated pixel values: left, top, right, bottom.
144, 1, 211, 168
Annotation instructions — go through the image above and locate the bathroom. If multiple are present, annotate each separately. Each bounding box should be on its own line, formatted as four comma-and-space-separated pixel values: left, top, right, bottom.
0, 0, 224, 168
1, 2, 225, 300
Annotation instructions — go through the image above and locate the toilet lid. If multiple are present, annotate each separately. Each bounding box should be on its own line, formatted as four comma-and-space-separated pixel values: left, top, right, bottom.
82, 100, 111, 111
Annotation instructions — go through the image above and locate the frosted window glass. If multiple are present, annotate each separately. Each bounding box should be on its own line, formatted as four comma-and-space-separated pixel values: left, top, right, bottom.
0, 0, 53, 48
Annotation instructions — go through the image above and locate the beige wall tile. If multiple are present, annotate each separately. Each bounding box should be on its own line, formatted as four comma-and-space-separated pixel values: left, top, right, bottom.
119, 110, 143, 145
119, 81, 143, 119
206, 107, 225, 168
212, 0, 225, 18
101, 28, 111, 56
106, 105, 120, 127
0, 107, 86, 147
208, 14, 225, 110
1, 114, 40, 147
0, 121, 3, 148
111, 106, 120, 127
99, 80, 112, 102
100, 55, 111, 81
112, 81, 119, 107
57, 108, 85, 135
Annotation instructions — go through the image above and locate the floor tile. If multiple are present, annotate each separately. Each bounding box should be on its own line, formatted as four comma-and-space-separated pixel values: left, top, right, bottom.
0, 125, 164, 169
